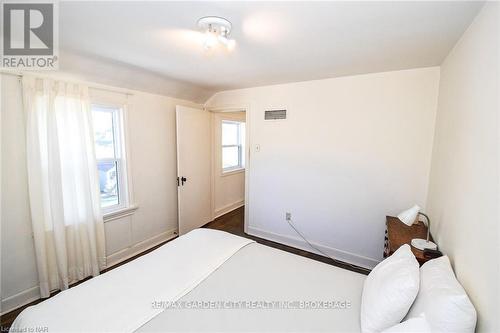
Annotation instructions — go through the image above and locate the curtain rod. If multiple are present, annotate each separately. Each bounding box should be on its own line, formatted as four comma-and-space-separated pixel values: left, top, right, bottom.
0, 71, 133, 96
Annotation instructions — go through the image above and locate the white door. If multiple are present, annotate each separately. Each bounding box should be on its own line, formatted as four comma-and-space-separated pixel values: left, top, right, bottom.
176, 105, 212, 235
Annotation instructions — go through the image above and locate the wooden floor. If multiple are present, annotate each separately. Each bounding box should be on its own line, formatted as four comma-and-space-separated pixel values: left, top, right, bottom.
204, 206, 370, 275
1, 206, 369, 331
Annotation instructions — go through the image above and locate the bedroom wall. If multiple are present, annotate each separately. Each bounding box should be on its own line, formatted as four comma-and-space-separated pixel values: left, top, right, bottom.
425, 3, 499, 332
206, 67, 440, 268
0, 73, 201, 313
212, 111, 246, 217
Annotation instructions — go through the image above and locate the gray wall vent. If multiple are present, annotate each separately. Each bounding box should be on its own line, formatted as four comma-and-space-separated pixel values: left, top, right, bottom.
265, 109, 287, 120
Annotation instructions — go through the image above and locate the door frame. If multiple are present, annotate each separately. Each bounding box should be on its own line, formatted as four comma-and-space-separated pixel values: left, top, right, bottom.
206, 104, 250, 234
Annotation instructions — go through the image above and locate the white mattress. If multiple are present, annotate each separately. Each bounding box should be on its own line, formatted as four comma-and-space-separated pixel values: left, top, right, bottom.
11, 229, 254, 333
12, 230, 366, 333
137, 242, 366, 332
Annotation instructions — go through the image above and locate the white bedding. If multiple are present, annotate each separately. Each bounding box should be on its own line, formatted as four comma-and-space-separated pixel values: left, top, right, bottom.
11, 229, 254, 333
137, 242, 366, 332
11, 229, 366, 333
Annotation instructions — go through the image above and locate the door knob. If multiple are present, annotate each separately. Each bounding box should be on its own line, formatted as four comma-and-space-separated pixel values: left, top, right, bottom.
181, 177, 187, 185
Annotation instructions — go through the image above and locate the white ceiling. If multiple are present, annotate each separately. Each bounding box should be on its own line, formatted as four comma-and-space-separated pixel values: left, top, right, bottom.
59, 1, 483, 103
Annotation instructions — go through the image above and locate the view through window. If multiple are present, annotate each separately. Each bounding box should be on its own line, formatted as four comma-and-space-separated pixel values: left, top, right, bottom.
91, 105, 127, 212
222, 120, 245, 172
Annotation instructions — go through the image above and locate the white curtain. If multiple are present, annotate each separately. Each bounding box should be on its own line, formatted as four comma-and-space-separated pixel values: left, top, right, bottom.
23, 77, 106, 298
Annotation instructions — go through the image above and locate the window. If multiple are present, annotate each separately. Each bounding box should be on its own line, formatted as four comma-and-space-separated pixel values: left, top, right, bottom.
91, 105, 128, 214
222, 120, 245, 172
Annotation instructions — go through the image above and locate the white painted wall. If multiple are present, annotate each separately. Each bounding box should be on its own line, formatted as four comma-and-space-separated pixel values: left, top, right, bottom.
212, 112, 246, 218
0, 73, 201, 313
426, 3, 499, 332
207, 67, 440, 268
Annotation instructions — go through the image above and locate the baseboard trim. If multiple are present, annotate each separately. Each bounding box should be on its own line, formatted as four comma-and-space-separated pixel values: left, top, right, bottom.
1, 286, 40, 316
247, 226, 380, 269
1, 229, 178, 316
105, 229, 178, 268
214, 200, 244, 219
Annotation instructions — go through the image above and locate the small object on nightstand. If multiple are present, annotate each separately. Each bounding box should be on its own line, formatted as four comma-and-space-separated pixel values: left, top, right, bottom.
397, 205, 438, 251
423, 248, 443, 260
385, 215, 438, 266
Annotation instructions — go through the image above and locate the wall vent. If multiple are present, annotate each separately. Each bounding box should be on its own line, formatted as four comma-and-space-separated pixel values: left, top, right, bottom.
264, 109, 287, 120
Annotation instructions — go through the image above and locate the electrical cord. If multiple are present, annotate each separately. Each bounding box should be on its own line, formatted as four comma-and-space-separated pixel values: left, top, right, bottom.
286, 218, 371, 274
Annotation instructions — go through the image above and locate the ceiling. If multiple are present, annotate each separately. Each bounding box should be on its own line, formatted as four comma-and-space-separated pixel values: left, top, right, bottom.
59, 1, 483, 103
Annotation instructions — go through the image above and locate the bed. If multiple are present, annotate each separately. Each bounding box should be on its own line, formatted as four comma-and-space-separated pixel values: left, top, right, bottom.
11, 229, 366, 333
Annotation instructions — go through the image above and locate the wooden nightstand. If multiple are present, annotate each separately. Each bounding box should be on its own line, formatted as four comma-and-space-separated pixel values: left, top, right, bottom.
384, 215, 436, 266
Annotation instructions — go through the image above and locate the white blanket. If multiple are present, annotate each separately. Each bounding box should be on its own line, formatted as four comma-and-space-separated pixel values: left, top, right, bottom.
11, 229, 254, 333
137, 242, 366, 332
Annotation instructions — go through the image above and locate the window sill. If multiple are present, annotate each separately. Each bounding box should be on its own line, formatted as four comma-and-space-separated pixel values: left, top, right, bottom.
103, 205, 138, 222
221, 168, 245, 177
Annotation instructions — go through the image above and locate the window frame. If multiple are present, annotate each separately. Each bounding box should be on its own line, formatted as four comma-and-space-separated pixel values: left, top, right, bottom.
221, 120, 245, 174
91, 103, 130, 216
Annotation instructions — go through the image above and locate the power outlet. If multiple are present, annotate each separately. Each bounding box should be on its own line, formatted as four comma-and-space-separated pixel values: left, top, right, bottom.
285, 212, 292, 222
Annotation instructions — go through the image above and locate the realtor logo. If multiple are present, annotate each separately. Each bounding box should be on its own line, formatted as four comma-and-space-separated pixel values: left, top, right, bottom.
1, 1, 58, 69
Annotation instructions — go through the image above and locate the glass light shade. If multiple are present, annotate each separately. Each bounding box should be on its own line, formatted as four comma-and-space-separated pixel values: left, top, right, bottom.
204, 31, 218, 49
218, 35, 236, 51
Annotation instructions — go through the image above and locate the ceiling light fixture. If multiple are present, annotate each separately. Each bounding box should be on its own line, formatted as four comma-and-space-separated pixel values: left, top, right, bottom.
197, 16, 236, 51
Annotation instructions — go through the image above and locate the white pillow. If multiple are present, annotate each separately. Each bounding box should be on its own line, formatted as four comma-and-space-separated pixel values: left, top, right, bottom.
361, 244, 420, 333
382, 315, 432, 333
406, 256, 477, 333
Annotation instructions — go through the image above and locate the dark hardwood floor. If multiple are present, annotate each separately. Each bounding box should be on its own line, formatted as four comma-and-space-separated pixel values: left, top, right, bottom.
1, 206, 369, 331
204, 206, 370, 275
